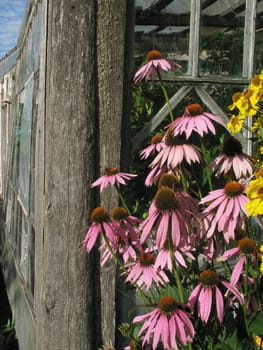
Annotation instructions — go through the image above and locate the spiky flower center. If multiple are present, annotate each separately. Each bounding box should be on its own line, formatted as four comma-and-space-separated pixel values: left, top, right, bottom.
151, 134, 163, 144
185, 103, 204, 116
199, 269, 218, 287
255, 166, 263, 178
224, 181, 244, 197
129, 340, 134, 350
244, 89, 253, 99
165, 128, 186, 146
251, 76, 260, 86
105, 167, 118, 175
155, 186, 178, 211
139, 253, 155, 266
112, 207, 128, 220
232, 92, 242, 102
238, 237, 258, 255
158, 173, 179, 189
158, 296, 177, 313
90, 207, 110, 223
223, 136, 243, 156
146, 50, 162, 62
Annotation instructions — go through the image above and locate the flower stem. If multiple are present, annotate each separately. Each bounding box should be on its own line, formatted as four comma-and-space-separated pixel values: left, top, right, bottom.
173, 267, 184, 304
167, 227, 185, 304
200, 140, 213, 192
157, 69, 174, 122
242, 257, 257, 349
179, 165, 188, 192
115, 185, 131, 215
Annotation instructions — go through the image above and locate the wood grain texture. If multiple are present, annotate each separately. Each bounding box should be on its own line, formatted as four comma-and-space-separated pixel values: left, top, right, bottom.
96, 0, 128, 345
35, 1, 98, 349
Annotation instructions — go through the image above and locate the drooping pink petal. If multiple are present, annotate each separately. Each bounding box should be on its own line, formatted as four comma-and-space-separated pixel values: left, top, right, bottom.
174, 312, 187, 345
221, 280, 244, 304
177, 309, 195, 339
174, 250, 187, 267
159, 315, 170, 349
230, 255, 245, 285
188, 284, 202, 308
198, 287, 212, 323
219, 247, 240, 261
169, 316, 179, 350
152, 314, 164, 349
215, 286, 224, 323
156, 212, 169, 247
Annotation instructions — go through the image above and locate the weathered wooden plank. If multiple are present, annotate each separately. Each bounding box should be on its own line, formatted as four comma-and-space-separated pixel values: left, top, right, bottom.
96, 0, 128, 345
35, 1, 98, 349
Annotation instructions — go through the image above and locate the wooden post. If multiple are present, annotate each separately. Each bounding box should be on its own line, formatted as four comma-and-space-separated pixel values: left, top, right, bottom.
35, 1, 99, 349
96, 0, 128, 345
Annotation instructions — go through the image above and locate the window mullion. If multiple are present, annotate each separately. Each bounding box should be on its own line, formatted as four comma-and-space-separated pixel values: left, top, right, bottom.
242, 0, 257, 79
188, 0, 201, 77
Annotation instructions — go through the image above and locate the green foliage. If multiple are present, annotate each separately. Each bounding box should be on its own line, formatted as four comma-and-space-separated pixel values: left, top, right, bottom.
248, 311, 263, 336
0, 318, 18, 350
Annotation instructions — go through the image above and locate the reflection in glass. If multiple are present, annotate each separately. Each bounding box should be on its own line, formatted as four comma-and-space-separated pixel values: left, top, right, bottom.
134, 0, 191, 76
254, 1, 263, 73
199, 0, 245, 77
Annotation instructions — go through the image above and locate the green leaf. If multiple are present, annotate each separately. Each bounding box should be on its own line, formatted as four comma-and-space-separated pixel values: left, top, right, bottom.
214, 343, 233, 350
248, 311, 263, 335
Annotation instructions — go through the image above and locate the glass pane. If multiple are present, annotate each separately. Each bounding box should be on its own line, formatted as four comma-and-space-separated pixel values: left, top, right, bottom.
18, 76, 34, 211
199, 0, 245, 77
32, 2, 44, 71
254, 1, 263, 73
134, 0, 191, 76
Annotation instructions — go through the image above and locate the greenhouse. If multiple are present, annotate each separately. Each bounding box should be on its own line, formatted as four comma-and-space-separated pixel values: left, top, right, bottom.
0, 1, 263, 349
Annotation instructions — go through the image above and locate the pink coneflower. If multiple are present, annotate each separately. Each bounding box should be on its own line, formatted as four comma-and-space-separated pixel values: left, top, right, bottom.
199, 181, 248, 242
155, 241, 195, 271
133, 295, 195, 350
139, 134, 165, 160
218, 237, 259, 285
112, 207, 142, 263
168, 103, 226, 139
81, 207, 117, 253
134, 50, 181, 83
188, 269, 243, 324
150, 129, 202, 171
210, 136, 254, 179
99, 207, 142, 266
123, 340, 152, 350
112, 207, 142, 242
90, 167, 137, 192
157, 173, 199, 213
140, 186, 196, 249
98, 342, 115, 350
145, 164, 168, 187
125, 252, 169, 290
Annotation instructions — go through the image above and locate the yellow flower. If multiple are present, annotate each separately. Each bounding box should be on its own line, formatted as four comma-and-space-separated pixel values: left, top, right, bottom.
255, 335, 263, 348
243, 89, 259, 116
260, 246, 263, 274
251, 115, 263, 137
246, 177, 263, 216
228, 89, 258, 117
227, 114, 245, 133
228, 92, 243, 111
256, 165, 263, 178
251, 119, 261, 134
